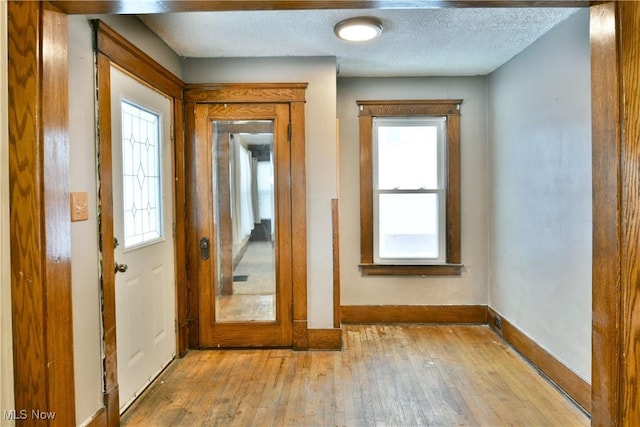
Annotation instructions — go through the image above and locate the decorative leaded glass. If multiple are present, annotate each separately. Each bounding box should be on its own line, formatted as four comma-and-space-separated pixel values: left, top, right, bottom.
121, 100, 163, 248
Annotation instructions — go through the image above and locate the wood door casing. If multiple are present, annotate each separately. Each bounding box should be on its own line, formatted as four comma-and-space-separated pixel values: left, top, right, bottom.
185, 83, 308, 350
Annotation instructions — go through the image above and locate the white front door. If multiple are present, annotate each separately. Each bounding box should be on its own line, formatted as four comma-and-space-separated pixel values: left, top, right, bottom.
110, 66, 176, 413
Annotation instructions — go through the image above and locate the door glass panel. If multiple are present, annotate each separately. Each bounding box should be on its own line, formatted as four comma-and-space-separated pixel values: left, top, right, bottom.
212, 120, 276, 322
120, 100, 163, 249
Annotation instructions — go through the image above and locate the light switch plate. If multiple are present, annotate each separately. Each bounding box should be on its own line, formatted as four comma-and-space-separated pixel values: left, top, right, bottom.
70, 192, 89, 222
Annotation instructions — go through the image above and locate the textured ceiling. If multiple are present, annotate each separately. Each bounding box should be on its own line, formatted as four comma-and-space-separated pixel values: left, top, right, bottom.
139, 8, 579, 77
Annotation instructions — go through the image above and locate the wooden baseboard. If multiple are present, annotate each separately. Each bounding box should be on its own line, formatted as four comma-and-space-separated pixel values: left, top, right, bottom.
293, 320, 308, 350
487, 307, 591, 414
341, 305, 488, 324
307, 328, 342, 350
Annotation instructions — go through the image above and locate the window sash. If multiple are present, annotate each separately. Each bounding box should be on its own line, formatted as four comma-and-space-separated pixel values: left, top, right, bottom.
372, 117, 447, 264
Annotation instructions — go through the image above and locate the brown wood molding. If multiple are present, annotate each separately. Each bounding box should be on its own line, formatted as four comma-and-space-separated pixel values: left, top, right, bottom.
357, 99, 462, 271
174, 98, 189, 357
332, 199, 341, 328
92, 20, 184, 99
51, 1, 591, 15
358, 99, 463, 117
358, 114, 374, 264
341, 305, 487, 324
359, 263, 463, 276
590, 3, 623, 426
617, 1, 640, 424
487, 308, 591, 414
290, 101, 308, 331
8, 2, 76, 424
184, 100, 200, 349
293, 320, 309, 350
184, 83, 307, 103
307, 328, 343, 351
96, 51, 120, 422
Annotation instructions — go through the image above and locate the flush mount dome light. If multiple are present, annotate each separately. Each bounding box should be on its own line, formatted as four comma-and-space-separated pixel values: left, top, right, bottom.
334, 17, 383, 42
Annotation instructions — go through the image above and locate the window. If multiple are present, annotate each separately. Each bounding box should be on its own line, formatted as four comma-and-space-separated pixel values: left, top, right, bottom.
358, 100, 463, 276
121, 99, 164, 248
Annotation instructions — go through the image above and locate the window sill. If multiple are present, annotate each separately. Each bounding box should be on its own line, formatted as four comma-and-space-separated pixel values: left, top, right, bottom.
359, 263, 463, 277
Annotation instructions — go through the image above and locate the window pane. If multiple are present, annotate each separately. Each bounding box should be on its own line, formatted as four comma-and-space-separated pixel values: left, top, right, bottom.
121, 100, 163, 248
377, 125, 438, 190
378, 193, 439, 259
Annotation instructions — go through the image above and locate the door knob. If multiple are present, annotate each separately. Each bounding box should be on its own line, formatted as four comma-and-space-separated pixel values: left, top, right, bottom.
115, 263, 128, 273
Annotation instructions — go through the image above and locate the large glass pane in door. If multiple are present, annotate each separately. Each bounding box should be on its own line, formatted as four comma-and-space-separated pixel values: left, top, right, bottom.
212, 120, 276, 322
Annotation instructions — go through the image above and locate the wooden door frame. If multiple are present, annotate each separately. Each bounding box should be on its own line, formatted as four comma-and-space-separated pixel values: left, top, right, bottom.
91, 20, 187, 424
7, 1, 638, 425
185, 84, 308, 350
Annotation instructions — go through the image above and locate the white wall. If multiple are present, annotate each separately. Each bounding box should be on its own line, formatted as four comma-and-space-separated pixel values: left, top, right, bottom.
183, 57, 338, 329
68, 15, 183, 425
68, 16, 104, 425
337, 77, 489, 306
488, 9, 591, 382
1, 2, 16, 425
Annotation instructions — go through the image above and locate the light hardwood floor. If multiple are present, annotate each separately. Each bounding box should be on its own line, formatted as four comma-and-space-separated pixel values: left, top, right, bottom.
121, 325, 589, 426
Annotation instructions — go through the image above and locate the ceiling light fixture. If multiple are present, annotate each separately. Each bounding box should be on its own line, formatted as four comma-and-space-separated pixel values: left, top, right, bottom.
334, 17, 383, 42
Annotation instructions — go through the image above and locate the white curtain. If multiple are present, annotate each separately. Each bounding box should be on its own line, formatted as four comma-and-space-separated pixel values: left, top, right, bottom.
235, 143, 254, 239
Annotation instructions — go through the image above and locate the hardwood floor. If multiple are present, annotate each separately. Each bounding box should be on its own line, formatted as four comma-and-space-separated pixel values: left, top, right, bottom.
121, 325, 589, 426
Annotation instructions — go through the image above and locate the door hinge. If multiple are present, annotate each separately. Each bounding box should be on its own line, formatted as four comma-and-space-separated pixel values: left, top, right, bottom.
287, 123, 292, 141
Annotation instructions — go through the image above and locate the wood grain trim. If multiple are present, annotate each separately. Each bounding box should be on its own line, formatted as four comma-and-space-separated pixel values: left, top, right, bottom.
193, 105, 215, 342
91, 20, 184, 99
359, 115, 373, 264
293, 320, 308, 351
357, 99, 462, 117
341, 305, 487, 324
618, 2, 640, 424
359, 263, 462, 276
332, 199, 341, 328
291, 101, 308, 330
104, 386, 119, 427
42, 5, 76, 424
184, 83, 307, 103
96, 51, 120, 416
590, 3, 622, 426
8, 2, 76, 424
9, 1, 48, 416
307, 328, 342, 350
51, 1, 591, 15
174, 98, 189, 357
446, 114, 461, 264
275, 103, 294, 345
184, 101, 200, 348
358, 99, 463, 269
487, 307, 591, 414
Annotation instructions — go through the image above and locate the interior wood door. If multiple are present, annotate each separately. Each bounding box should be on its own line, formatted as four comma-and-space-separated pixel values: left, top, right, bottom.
195, 103, 293, 347
111, 66, 176, 411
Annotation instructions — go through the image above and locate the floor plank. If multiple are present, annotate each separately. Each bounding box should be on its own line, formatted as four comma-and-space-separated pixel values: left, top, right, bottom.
121, 325, 589, 426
